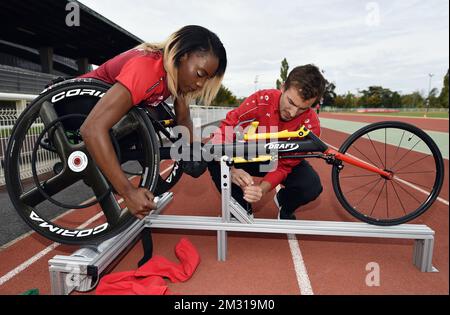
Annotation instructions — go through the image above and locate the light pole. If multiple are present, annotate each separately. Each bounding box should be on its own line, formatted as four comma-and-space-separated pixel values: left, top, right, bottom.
425, 73, 434, 118
254, 75, 259, 92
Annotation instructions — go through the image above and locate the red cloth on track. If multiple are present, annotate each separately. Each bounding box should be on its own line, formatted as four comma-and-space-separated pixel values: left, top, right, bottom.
95, 238, 200, 295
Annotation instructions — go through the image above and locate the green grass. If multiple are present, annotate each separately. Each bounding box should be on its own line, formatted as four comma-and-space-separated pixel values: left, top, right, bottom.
337, 111, 449, 119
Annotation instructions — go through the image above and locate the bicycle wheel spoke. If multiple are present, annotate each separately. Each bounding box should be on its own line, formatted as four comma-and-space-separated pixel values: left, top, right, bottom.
20, 170, 80, 207
390, 181, 407, 215
390, 138, 423, 170
393, 130, 405, 162
385, 181, 389, 218
396, 171, 436, 175
352, 178, 383, 208
392, 180, 422, 205
394, 177, 433, 190
393, 154, 433, 173
348, 145, 379, 169
385, 128, 387, 169
367, 133, 385, 169
369, 180, 386, 217
345, 177, 381, 194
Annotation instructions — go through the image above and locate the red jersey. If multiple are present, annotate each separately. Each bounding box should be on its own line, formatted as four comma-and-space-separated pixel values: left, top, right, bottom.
211, 89, 321, 190
79, 48, 171, 106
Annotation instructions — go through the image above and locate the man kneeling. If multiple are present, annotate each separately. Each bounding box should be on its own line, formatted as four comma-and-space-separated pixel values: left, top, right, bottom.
207, 64, 326, 220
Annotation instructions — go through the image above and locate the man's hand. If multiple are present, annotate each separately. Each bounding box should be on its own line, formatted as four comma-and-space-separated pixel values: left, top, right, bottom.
230, 167, 254, 188
122, 187, 157, 220
243, 185, 263, 203
243, 181, 272, 204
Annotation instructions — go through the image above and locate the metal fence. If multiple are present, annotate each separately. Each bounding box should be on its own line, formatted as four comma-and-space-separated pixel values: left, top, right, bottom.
0, 108, 61, 186
0, 105, 231, 186
323, 107, 449, 113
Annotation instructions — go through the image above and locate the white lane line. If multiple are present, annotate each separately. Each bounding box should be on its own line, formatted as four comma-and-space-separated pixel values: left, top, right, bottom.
275, 185, 314, 295
326, 143, 449, 206
0, 231, 35, 251
1, 165, 174, 252
0, 211, 104, 286
0, 192, 104, 251
394, 177, 449, 206
0, 164, 175, 285
287, 234, 314, 295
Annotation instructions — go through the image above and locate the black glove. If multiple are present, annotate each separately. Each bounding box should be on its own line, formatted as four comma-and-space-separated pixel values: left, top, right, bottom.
181, 142, 208, 178
182, 160, 208, 178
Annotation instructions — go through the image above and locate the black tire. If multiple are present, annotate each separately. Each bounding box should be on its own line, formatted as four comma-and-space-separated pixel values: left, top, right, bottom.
4, 78, 160, 245
143, 103, 184, 196
332, 121, 444, 225
154, 160, 183, 196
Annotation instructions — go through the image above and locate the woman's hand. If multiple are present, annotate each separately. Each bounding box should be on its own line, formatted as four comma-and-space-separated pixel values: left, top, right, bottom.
122, 187, 157, 220
230, 167, 254, 188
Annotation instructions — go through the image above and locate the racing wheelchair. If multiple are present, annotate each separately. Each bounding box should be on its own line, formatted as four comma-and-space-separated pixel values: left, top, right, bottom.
4, 78, 445, 245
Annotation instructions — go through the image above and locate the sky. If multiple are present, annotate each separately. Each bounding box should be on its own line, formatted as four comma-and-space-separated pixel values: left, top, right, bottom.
79, 0, 449, 98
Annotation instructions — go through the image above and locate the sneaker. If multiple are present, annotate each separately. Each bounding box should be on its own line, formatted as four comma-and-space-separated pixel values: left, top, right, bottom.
274, 192, 296, 220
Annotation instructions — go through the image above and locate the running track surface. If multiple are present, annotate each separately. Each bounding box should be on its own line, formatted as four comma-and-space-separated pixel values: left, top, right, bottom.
320, 112, 449, 133
0, 113, 448, 295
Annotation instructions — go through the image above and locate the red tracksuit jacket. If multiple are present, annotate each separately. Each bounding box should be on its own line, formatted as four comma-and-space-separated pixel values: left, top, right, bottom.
210, 89, 321, 190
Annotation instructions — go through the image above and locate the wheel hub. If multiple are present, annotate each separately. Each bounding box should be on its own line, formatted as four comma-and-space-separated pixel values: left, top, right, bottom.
382, 169, 394, 180
68, 151, 88, 173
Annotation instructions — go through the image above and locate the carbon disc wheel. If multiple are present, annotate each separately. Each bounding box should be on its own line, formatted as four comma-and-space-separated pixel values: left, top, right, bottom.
4, 79, 160, 245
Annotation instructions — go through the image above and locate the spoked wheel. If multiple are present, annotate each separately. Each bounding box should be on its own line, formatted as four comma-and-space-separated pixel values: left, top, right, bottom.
4, 79, 160, 245
332, 121, 444, 225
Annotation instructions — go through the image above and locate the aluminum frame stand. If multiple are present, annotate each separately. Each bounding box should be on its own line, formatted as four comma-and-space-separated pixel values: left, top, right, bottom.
146, 156, 438, 272
48, 156, 438, 295
48, 191, 173, 295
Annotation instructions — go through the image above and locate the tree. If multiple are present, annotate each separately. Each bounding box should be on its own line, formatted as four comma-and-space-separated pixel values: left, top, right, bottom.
276, 58, 289, 90
322, 81, 337, 106
357, 86, 400, 108
428, 87, 440, 108
344, 92, 357, 108
334, 95, 347, 108
401, 92, 424, 108
438, 70, 449, 108
211, 85, 238, 106
333, 92, 356, 108
391, 91, 401, 108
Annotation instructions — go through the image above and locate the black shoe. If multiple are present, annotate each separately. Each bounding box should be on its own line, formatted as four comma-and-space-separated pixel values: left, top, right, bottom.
274, 193, 296, 220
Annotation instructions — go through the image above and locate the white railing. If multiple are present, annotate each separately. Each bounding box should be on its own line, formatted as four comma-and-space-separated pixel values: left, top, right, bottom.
190, 105, 231, 126
0, 92, 38, 101
0, 108, 61, 186
323, 107, 449, 113
0, 105, 231, 186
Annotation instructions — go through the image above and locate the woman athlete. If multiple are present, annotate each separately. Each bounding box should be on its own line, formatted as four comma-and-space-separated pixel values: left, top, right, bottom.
79, 25, 227, 219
